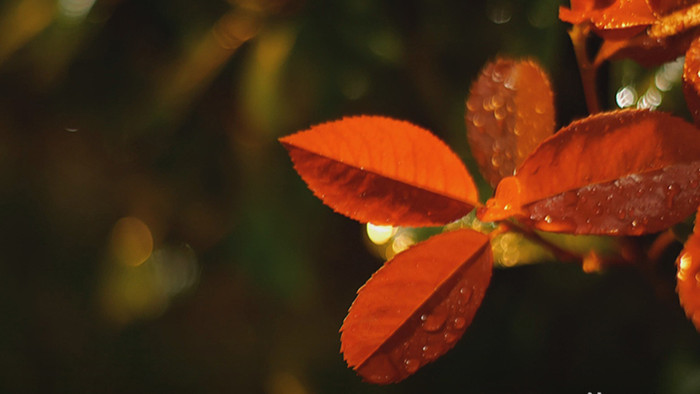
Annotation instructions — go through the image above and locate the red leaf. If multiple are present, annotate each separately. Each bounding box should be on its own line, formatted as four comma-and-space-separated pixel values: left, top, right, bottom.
340, 229, 493, 384
676, 207, 700, 331
280, 116, 479, 227
479, 110, 700, 235
465, 58, 555, 187
684, 35, 700, 125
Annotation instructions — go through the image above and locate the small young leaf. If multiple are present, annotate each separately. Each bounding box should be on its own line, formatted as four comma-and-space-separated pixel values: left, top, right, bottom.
648, 0, 697, 16
340, 229, 493, 384
683, 35, 700, 125
594, 1, 700, 67
560, 0, 656, 40
648, 2, 700, 38
465, 58, 555, 187
595, 29, 698, 67
280, 116, 478, 227
676, 208, 700, 331
480, 110, 700, 235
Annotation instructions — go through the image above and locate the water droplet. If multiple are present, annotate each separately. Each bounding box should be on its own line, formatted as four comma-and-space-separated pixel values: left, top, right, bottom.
483, 97, 494, 111
472, 112, 485, 127
444, 331, 458, 344
492, 69, 504, 83
594, 203, 603, 215
504, 75, 516, 90
422, 345, 441, 361
458, 287, 473, 305
666, 183, 680, 208
544, 215, 552, 223
420, 309, 448, 332
491, 155, 501, 168
491, 94, 505, 108
535, 104, 545, 114
466, 96, 480, 111
631, 219, 638, 227
368, 374, 393, 384
512, 124, 522, 136
403, 358, 420, 373
452, 316, 466, 330
494, 107, 507, 120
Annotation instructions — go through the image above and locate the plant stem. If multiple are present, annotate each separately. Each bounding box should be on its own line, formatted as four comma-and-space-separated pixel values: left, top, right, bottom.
499, 221, 581, 263
569, 23, 601, 114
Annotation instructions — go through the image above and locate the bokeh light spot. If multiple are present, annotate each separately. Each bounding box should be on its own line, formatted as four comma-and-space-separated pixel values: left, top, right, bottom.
109, 217, 153, 267
366, 223, 396, 245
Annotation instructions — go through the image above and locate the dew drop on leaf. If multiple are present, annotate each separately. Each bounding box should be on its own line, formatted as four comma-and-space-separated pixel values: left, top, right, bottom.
403, 358, 420, 373
465, 58, 555, 187
422, 345, 441, 361
452, 316, 467, 330
420, 305, 448, 332
443, 331, 458, 344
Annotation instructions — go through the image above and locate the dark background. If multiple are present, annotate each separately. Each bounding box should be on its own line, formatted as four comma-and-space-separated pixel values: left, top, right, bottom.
2, 0, 700, 392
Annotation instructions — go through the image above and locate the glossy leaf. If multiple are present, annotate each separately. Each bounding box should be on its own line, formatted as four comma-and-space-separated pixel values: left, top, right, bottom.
479, 110, 700, 235
648, 2, 700, 38
684, 35, 700, 125
465, 58, 555, 187
280, 116, 479, 227
676, 207, 700, 331
648, 0, 697, 16
593, 1, 700, 66
595, 27, 699, 67
560, 0, 655, 40
340, 229, 493, 384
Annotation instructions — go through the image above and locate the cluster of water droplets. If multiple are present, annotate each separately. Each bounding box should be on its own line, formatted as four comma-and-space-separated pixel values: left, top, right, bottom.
466, 59, 553, 187
524, 163, 700, 235
359, 258, 490, 384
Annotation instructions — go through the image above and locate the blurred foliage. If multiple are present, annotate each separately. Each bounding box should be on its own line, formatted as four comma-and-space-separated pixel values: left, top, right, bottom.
2, 0, 700, 393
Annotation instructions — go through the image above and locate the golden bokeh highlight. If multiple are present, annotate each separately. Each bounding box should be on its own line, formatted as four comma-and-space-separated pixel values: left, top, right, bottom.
366, 223, 396, 245
109, 217, 154, 267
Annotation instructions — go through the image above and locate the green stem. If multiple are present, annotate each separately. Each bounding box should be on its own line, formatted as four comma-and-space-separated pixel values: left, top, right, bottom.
498, 221, 580, 263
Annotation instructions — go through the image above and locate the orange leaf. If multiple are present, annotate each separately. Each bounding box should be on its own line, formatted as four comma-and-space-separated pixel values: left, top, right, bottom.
676, 207, 700, 331
595, 26, 699, 67
648, 0, 697, 16
648, 2, 700, 38
465, 58, 555, 187
280, 116, 479, 227
684, 35, 700, 125
560, 0, 656, 40
340, 229, 493, 384
479, 110, 700, 235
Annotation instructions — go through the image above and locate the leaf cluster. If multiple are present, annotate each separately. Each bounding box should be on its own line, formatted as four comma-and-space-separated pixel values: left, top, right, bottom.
281, 0, 700, 384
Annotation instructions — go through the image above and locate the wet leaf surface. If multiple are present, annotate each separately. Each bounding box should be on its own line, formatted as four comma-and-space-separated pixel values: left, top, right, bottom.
465, 58, 555, 187
340, 229, 492, 384
480, 110, 700, 235
560, 0, 655, 40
